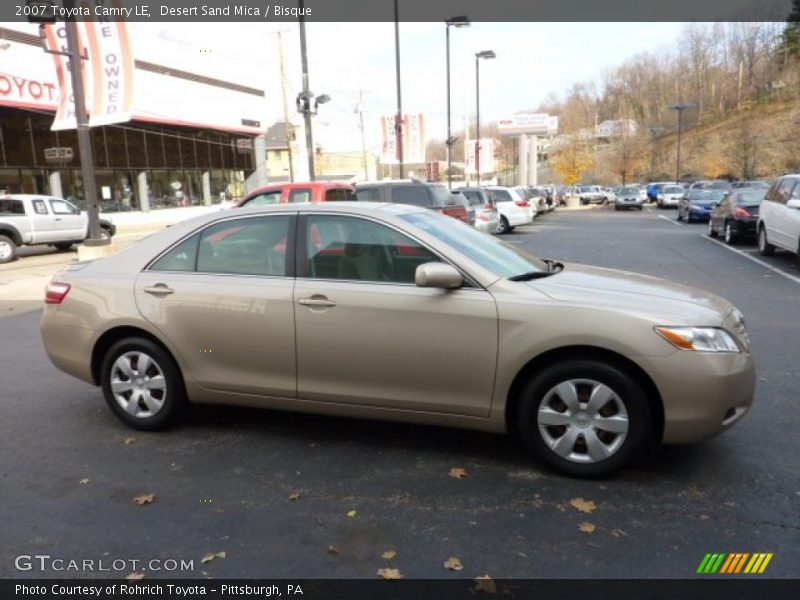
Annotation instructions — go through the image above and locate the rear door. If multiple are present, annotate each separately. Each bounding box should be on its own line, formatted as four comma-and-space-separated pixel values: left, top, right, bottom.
134, 213, 297, 397
771, 178, 796, 250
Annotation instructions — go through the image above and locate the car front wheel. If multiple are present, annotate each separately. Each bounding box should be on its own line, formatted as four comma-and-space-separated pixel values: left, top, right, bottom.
724, 222, 737, 245
0, 235, 17, 263
100, 337, 187, 431
515, 359, 652, 477
758, 226, 775, 256
707, 220, 717, 238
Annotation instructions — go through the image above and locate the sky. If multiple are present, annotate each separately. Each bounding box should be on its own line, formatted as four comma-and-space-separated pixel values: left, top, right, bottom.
133, 22, 687, 154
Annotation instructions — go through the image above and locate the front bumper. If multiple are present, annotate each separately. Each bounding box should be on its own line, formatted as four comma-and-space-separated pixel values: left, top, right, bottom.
634, 349, 755, 444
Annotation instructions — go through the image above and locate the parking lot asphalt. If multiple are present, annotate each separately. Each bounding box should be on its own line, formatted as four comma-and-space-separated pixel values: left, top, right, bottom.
1, 206, 798, 580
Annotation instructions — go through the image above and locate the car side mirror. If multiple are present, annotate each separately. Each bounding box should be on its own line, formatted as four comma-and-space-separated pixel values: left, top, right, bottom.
415, 262, 464, 289
787, 199, 800, 210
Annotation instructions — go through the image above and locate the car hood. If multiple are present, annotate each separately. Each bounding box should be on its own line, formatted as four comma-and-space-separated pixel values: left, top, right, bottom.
530, 263, 733, 324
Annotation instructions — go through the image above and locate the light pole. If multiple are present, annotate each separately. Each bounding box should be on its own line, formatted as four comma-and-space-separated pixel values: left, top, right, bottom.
474, 50, 495, 185
445, 16, 470, 189
393, 0, 404, 178
648, 126, 664, 177
669, 103, 696, 183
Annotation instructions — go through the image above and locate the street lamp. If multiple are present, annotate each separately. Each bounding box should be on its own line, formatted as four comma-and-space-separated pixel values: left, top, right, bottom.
669, 103, 696, 183
648, 126, 665, 177
445, 15, 470, 189
474, 50, 496, 185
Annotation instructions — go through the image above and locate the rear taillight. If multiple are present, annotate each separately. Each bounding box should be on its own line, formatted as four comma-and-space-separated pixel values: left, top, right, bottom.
483, 203, 494, 211
45, 282, 71, 305
515, 200, 529, 207
733, 207, 751, 218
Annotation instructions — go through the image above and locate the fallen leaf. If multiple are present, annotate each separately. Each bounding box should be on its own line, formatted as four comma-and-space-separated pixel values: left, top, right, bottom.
123, 436, 137, 445
610, 529, 628, 538
347, 510, 357, 518
125, 572, 146, 580
473, 575, 497, 594
578, 522, 596, 534
132, 493, 155, 506
382, 550, 397, 560
699, 515, 710, 521
200, 551, 226, 564
686, 487, 704, 498
449, 468, 468, 479
444, 556, 464, 571
79, 478, 90, 485
569, 497, 596, 513
377, 568, 403, 579
288, 492, 301, 501
555, 503, 567, 512
327, 546, 340, 555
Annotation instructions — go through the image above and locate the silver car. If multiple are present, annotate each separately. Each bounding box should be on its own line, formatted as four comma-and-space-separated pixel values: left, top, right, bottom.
456, 188, 501, 234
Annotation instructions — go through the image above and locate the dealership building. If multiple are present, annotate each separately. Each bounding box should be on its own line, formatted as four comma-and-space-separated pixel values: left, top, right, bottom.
0, 23, 267, 211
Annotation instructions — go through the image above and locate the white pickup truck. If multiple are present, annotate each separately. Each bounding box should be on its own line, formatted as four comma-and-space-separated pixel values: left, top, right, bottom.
0, 194, 115, 264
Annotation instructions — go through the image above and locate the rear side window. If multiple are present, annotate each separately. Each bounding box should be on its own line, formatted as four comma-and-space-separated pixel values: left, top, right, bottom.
0, 199, 24, 214
489, 189, 513, 202
391, 186, 432, 207
355, 187, 382, 202
150, 235, 200, 272
288, 188, 312, 203
461, 191, 482, 205
243, 190, 281, 206
32, 200, 48, 215
325, 187, 356, 202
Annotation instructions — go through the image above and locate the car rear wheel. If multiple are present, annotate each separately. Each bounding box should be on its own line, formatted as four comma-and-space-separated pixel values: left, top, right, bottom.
100, 337, 187, 431
707, 220, 717, 238
497, 216, 511, 234
0, 235, 17, 264
724, 222, 736, 245
515, 359, 652, 477
758, 226, 775, 256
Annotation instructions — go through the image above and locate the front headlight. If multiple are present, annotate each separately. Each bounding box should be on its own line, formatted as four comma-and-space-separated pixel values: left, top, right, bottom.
655, 326, 741, 352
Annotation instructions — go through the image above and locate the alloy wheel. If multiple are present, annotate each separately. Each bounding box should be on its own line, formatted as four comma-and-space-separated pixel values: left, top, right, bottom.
725, 223, 733, 244
537, 379, 629, 464
0, 241, 11, 260
109, 351, 167, 418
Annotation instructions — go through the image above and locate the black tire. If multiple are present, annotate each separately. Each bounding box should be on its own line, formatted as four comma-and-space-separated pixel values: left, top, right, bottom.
0, 234, 18, 264
724, 221, 737, 245
614, 206, 620, 211
514, 359, 653, 478
758, 226, 775, 256
53, 242, 74, 251
100, 337, 187, 431
498, 216, 511, 235
707, 219, 718, 238
99, 226, 113, 240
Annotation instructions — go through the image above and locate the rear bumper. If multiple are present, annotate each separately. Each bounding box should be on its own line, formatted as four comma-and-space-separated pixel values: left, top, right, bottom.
475, 215, 500, 234
731, 218, 757, 236
635, 350, 756, 444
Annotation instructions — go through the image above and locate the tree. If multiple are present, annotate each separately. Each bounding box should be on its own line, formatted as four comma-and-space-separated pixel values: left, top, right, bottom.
784, 0, 800, 58
551, 136, 594, 185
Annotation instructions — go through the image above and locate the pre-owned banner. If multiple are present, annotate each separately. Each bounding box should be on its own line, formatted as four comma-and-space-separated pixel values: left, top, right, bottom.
380, 113, 425, 165
42, 22, 82, 131
82, 0, 135, 127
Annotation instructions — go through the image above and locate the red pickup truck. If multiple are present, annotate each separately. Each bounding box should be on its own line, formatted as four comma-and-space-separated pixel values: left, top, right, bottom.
237, 182, 356, 207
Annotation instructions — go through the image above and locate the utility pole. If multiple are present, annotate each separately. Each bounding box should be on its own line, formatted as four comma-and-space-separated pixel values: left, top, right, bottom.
276, 30, 294, 182
393, 0, 404, 178
355, 90, 369, 181
298, 0, 315, 180
670, 103, 696, 183
40, 2, 104, 245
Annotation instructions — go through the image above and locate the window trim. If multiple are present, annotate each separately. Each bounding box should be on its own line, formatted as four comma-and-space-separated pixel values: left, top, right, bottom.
145, 212, 297, 279
295, 212, 482, 289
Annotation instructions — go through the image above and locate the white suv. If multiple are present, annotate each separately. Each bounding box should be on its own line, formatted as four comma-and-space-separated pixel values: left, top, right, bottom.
758, 176, 800, 258
485, 186, 534, 234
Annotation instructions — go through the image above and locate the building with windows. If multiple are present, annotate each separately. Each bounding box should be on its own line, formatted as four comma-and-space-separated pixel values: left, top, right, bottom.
0, 24, 268, 211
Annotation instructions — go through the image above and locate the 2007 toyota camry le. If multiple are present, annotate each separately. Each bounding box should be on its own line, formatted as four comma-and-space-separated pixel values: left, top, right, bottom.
40, 202, 755, 477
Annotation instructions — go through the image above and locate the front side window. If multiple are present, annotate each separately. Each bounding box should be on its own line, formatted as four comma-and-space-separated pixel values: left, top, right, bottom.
304, 215, 438, 284
151, 216, 290, 276
50, 199, 78, 215
775, 179, 795, 205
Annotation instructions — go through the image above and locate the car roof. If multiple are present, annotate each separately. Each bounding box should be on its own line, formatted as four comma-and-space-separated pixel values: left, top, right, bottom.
355, 180, 437, 187
0, 194, 56, 200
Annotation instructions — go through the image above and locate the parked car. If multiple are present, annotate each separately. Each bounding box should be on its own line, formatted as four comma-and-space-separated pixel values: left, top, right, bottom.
514, 187, 540, 220
730, 180, 770, 190
485, 186, 534, 234
646, 181, 676, 203
757, 174, 800, 258
575, 185, 606, 205
0, 195, 116, 263
687, 180, 731, 193
528, 186, 553, 212
456, 187, 500, 234
237, 182, 356, 208
678, 189, 727, 223
657, 184, 686, 208
605, 187, 619, 205
707, 188, 764, 245
354, 180, 468, 224
614, 186, 645, 211
40, 202, 755, 477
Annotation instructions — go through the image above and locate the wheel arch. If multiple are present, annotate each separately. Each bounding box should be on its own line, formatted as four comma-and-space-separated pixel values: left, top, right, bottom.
0, 225, 23, 246
91, 325, 183, 386
504, 345, 664, 442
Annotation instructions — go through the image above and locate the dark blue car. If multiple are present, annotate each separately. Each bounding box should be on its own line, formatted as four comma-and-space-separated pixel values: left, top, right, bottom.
678, 189, 727, 223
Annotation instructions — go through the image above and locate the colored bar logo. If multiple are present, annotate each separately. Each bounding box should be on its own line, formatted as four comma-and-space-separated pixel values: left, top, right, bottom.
697, 553, 773, 574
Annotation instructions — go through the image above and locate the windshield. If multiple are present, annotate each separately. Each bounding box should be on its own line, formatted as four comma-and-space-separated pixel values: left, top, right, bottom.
620, 186, 639, 194
707, 180, 730, 190
735, 191, 764, 206
399, 211, 548, 279
664, 186, 684, 194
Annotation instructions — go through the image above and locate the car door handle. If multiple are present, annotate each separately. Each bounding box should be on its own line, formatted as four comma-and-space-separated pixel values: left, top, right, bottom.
54, 218, 62, 221
143, 284, 175, 296
298, 296, 336, 308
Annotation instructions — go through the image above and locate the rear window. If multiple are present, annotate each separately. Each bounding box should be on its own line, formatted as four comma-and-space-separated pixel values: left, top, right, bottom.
355, 187, 382, 202
430, 185, 457, 206
460, 190, 484, 206
735, 191, 764, 206
390, 185, 433, 207
325, 187, 356, 202
0, 198, 24, 214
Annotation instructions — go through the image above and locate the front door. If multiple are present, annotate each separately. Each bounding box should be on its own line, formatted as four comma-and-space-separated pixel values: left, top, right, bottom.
47, 198, 87, 241
293, 213, 498, 417
134, 213, 297, 397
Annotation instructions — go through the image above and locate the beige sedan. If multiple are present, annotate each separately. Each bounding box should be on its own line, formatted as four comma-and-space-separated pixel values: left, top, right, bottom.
40, 203, 755, 477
